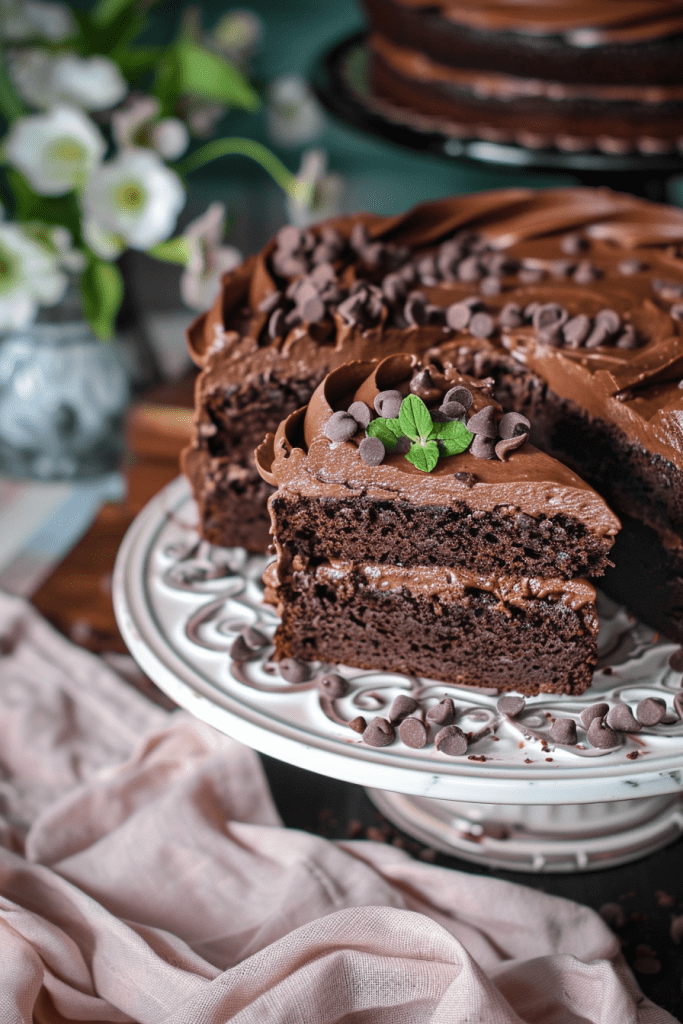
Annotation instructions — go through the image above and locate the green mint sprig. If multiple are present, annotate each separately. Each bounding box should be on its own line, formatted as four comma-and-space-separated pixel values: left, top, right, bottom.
366, 393, 473, 473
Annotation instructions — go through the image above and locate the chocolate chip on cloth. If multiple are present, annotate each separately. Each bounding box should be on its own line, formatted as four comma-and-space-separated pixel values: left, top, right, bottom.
363, 716, 396, 747
636, 697, 667, 726
278, 657, 311, 684
497, 695, 525, 717
426, 697, 456, 725
324, 411, 358, 442
374, 390, 403, 419
587, 717, 622, 749
399, 716, 428, 749
316, 672, 349, 699
579, 702, 609, 729
435, 724, 468, 756
359, 436, 386, 466
605, 702, 642, 732
549, 718, 577, 745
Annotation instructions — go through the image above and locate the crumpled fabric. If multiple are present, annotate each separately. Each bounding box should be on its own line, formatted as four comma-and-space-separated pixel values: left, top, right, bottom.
0, 590, 675, 1023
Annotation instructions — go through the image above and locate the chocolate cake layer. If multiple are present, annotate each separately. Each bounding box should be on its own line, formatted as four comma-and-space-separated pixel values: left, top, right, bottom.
266, 561, 598, 696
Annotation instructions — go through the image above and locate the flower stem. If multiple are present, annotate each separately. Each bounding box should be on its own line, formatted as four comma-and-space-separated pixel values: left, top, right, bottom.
175, 138, 301, 196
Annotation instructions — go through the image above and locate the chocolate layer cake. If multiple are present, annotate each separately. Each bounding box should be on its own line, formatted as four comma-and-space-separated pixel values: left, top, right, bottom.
183, 187, 683, 641
256, 354, 619, 695
361, 0, 683, 153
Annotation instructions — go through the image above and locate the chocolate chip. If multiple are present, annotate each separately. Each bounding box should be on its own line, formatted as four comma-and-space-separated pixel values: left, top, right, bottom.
278, 657, 310, 683
349, 222, 369, 252
426, 697, 456, 725
273, 254, 308, 278
560, 233, 587, 255
443, 385, 473, 410
495, 435, 526, 461
669, 647, 683, 671
671, 304, 683, 321
584, 320, 612, 350
467, 405, 498, 438
606, 702, 641, 732
457, 255, 482, 282
346, 401, 371, 429
498, 303, 523, 329
523, 301, 540, 321
453, 471, 476, 488
389, 436, 408, 454
382, 273, 407, 304
573, 260, 601, 285
363, 716, 395, 747
230, 635, 253, 662
241, 626, 268, 651
550, 259, 575, 279
320, 226, 343, 251
317, 672, 349, 698
618, 259, 646, 275
399, 716, 428, 748
519, 267, 545, 285
284, 308, 302, 329
388, 694, 420, 723
445, 302, 472, 331
404, 294, 427, 327
497, 695, 525, 717
300, 295, 325, 323
499, 411, 530, 440
468, 312, 496, 339
636, 697, 666, 726
434, 724, 468, 756
258, 291, 281, 314
349, 716, 367, 733
374, 390, 403, 419
470, 435, 496, 459
309, 262, 336, 289
615, 325, 639, 349
268, 308, 285, 339
532, 303, 568, 334
595, 308, 621, 335
579, 702, 609, 729
359, 436, 385, 466
479, 276, 502, 296
440, 401, 466, 420
410, 368, 442, 402
324, 410, 358, 442
586, 717, 622, 749
550, 718, 577, 744
336, 293, 365, 327
276, 225, 303, 253
563, 314, 591, 348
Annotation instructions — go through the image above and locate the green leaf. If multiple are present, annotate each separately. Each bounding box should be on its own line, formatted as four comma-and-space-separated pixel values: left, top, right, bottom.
405, 440, 440, 473
7, 170, 82, 240
366, 418, 401, 452
156, 39, 260, 112
79, 259, 124, 340
91, 0, 139, 27
148, 236, 190, 265
431, 420, 474, 456
398, 394, 432, 441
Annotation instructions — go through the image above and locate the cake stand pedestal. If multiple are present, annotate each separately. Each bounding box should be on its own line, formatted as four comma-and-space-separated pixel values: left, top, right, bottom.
311, 32, 683, 202
113, 477, 683, 874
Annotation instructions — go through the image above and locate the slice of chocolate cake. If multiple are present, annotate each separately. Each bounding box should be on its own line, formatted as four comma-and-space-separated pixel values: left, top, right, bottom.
256, 353, 620, 695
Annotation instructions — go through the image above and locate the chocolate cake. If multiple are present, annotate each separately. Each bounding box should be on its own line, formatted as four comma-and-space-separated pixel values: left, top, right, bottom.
182, 187, 683, 642
361, 0, 683, 153
255, 354, 619, 695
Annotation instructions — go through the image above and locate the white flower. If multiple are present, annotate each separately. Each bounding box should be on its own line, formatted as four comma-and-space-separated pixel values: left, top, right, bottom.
82, 218, 124, 261
180, 202, 242, 312
0, 223, 67, 330
266, 74, 325, 147
49, 226, 86, 272
113, 95, 190, 160
212, 9, 263, 69
1, 0, 75, 41
286, 150, 344, 228
4, 104, 106, 196
9, 49, 127, 111
81, 149, 186, 251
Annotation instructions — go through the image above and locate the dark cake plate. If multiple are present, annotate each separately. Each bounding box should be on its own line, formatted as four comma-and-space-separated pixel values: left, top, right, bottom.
312, 33, 683, 201
113, 476, 683, 873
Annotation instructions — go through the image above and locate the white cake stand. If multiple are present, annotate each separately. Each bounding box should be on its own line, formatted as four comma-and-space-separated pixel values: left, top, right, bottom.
113, 476, 683, 872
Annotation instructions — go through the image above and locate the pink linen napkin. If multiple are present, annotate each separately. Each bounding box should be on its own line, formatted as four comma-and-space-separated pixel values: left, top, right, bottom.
0, 590, 675, 1023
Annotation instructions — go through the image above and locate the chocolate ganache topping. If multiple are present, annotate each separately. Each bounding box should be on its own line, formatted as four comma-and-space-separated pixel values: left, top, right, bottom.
188, 188, 683, 477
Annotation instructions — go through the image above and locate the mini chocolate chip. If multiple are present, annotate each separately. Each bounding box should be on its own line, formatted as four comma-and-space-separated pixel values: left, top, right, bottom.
241, 626, 268, 650
268, 308, 286, 339
457, 255, 482, 282
349, 222, 369, 252
388, 694, 420, 723
273, 255, 308, 278
519, 267, 545, 284
495, 435, 526, 461
230, 635, 253, 662
284, 308, 302, 329
435, 725, 468, 756
550, 259, 575, 279
467, 405, 498, 438
399, 716, 428, 748
594, 308, 621, 334
453, 471, 476, 488
311, 244, 337, 265
579, 702, 609, 729
374, 390, 403, 418
363, 716, 395, 747
616, 325, 639, 349
440, 401, 466, 419
258, 291, 281, 314
499, 411, 530, 440
523, 301, 540, 321
445, 302, 472, 330
382, 273, 407, 304
636, 697, 666, 726
479, 276, 502, 296
300, 295, 325, 323
587, 717, 622, 749
359, 436, 386, 466
532, 303, 568, 333
394, 436, 412, 454
426, 697, 456, 725
563, 313, 591, 348
276, 225, 303, 252
560, 233, 587, 255
410, 368, 442, 402
550, 718, 577, 744
573, 260, 601, 285
468, 311, 496, 339
317, 672, 349, 698
584, 321, 612, 349
618, 259, 645, 275
404, 294, 427, 327
497, 695, 525, 717
349, 716, 367, 733
348, 401, 372, 429
443, 385, 473, 410
470, 435, 496, 459
336, 293, 365, 327
498, 303, 523, 329
324, 410, 358, 442
606, 702, 641, 732
279, 657, 310, 683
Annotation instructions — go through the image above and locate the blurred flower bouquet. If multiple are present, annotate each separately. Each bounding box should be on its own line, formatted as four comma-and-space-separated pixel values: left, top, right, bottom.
0, 0, 319, 337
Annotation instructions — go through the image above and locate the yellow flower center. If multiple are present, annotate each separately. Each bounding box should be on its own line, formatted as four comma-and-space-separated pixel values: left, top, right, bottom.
115, 178, 147, 214
45, 136, 87, 165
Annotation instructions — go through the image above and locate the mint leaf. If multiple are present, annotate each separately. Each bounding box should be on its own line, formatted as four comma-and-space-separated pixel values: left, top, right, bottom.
405, 439, 440, 473
431, 420, 474, 456
398, 394, 432, 441
366, 418, 399, 452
